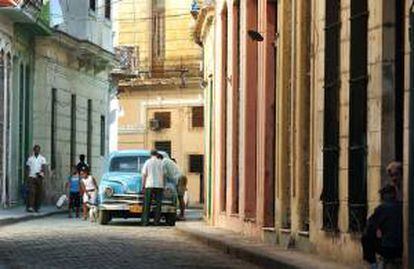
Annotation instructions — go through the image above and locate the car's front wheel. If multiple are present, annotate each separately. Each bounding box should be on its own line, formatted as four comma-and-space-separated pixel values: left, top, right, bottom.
98, 210, 111, 225
165, 213, 176, 226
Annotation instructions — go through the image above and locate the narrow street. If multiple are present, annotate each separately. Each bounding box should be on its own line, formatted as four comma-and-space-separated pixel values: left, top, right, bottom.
0, 215, 260, 269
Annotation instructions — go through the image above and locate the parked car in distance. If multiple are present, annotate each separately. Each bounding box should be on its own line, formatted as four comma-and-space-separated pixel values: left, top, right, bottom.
98, 150, 177, 225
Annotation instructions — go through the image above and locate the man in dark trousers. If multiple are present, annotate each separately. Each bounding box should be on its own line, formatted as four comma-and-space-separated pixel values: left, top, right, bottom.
76, 154, 90, 173
25, 145, 47, 213
361, 184, 402, 269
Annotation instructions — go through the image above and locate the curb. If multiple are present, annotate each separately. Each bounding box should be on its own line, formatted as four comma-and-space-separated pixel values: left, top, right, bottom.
0, 209, 67, 228
175, 225, 299, 269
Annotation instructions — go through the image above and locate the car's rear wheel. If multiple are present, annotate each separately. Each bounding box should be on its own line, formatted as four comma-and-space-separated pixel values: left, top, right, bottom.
98, 210, 111, 225
165, 213, 176, 226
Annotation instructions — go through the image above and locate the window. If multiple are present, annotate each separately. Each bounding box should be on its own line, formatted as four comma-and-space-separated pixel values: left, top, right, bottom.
104, 0, 111, 19
321, 0, 341, 231
154, 141, 171, 158
70, 95, 76, 168
100, 115, 105, 156
395, 0, 405, 162
348, 0, 368, 233
87, 99, 93, 171
154, 111, 171, 129
19, 64, 24, 181
192, 106, 204, 127
152, 0, 165, 59
89, 0, 96, 11
189, 155, 203, 173
110, 156, 149, 173
51, 88, 57, 170
24, 65, 31, 160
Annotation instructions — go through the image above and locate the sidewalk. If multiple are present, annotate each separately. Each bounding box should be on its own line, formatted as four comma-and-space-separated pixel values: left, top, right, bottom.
176, 219, 359, 269
0, 205, 66, 227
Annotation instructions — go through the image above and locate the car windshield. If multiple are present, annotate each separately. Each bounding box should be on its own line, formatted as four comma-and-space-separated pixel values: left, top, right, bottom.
109, 156, 149, 173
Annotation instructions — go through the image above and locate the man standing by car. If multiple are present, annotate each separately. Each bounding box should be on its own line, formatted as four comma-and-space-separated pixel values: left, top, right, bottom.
141, 150, 164, 226
26, 145, 47, 213
158, 155, 186, 219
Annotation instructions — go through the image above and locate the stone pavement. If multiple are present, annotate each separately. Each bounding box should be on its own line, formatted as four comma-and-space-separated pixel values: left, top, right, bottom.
0, 205, 65, 227
0, 214, 261, 269
176, 220, 361, 269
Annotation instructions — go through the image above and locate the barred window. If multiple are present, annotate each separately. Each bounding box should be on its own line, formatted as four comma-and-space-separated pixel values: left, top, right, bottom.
348, 0, 368, 233
51, 88, 57, 170
321, 0, 341, 232
100, 116, 105, 156
70, 95, 76, 168
87, 99, 93, 171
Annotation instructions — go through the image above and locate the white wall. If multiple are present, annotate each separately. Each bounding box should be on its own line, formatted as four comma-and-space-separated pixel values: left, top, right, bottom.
54, 0, 113, 52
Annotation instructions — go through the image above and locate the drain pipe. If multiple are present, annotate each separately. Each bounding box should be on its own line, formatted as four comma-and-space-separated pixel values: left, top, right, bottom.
408, 2, 414, 267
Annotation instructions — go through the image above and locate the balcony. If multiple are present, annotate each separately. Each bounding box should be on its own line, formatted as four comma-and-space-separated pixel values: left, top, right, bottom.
0, 0, 50, 35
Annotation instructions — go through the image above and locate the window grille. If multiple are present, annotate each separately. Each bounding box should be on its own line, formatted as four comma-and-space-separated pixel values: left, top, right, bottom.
70, 95, 76, 168
87, 99, 93, 171
100, 116, 105, 156
24, 65, 30, 158
51, 88, 57, 170
154, 112, 171, 128
321, 0, 341, 232
348, 0, 368, 233
395, 0, 405, 162
18, 65, 25, 183
154, 141, 171, 158
192, 106, 204, 128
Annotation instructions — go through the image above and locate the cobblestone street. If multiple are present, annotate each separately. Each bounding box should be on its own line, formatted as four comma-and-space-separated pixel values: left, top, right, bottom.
0, 215, 260, 269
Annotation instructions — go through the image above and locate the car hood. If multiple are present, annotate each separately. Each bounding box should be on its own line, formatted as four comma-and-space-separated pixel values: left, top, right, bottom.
100, 172, 142, 193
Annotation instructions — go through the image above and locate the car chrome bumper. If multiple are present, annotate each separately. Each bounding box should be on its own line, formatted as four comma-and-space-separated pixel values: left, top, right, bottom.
99, 203, 176, 213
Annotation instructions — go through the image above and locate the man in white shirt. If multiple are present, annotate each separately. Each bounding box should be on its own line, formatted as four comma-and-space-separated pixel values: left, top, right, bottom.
25, 145, 47, 213
141, 149, 165, 226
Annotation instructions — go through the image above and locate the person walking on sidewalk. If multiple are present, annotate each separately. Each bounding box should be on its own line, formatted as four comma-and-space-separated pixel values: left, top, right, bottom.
66, 167, 81, 218
361, 185, 402, 269
80, 168, 98, 221
141, 150, 164, 226
386, 161, 403, 201
25, 145, 47, 213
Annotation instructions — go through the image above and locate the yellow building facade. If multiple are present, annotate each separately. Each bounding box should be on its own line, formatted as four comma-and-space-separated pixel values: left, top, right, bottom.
113, 0, 204, 205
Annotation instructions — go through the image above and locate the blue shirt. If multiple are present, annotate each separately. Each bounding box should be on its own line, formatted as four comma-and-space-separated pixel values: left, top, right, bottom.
68, 175, 80, 193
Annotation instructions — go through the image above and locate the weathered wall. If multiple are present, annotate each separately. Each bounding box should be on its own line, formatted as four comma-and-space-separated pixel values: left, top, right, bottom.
118, 86, 204, 205
32, 37, 110, 203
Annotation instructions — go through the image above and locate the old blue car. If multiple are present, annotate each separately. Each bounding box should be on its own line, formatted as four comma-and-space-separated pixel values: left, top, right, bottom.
98, 150, 177, 225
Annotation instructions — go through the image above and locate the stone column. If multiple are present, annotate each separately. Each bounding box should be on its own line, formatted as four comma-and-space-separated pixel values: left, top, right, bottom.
275, 0, 292, 229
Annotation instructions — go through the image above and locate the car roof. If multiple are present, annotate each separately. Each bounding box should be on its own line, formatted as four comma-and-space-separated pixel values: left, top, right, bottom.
108, 150, 169, 158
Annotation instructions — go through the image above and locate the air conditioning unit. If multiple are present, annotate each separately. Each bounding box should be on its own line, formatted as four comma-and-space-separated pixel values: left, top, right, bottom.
149, 119, 161, 131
